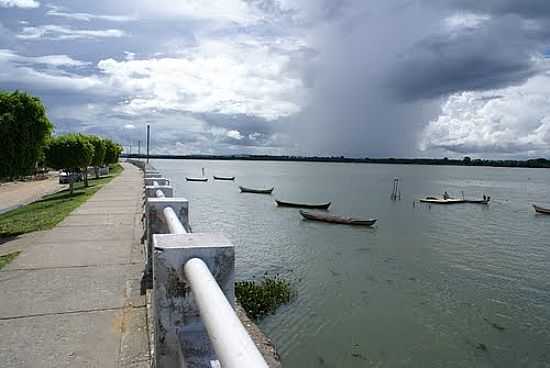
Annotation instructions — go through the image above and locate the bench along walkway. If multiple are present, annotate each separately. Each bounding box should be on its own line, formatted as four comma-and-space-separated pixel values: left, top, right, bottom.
0, 163, 150, 367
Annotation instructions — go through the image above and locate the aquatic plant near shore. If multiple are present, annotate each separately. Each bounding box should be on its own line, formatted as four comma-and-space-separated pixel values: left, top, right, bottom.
236, 274, 294, 321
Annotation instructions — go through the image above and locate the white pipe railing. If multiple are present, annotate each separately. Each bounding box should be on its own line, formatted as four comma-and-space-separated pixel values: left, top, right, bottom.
162, 207, 187, 234
145, 167, 270, 368
185, 258, 269, 368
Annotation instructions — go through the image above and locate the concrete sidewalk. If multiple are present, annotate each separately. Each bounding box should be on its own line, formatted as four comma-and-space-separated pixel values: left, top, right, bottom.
0, 163, 150, 368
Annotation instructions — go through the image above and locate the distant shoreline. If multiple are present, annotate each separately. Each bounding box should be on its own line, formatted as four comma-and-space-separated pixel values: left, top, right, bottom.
121, 153, 550, 169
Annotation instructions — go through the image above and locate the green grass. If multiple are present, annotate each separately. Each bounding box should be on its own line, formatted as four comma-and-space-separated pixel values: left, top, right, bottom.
0, 164, 123, 238
0, 251, 20, 270
236, 274, 294, 321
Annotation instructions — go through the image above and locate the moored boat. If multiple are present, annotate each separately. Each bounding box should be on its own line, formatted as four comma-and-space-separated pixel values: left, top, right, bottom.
463, 199, 490, 204
275, 199, 331, 209
299, 210, 377, 226
186, 177, 208, 182
419, 197, 465, 204
239, 186, 274, 194
533, 204, 550, 214
213, 175, 235, 181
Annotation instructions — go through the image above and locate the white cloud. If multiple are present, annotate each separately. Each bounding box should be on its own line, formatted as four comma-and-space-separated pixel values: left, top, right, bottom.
46, 6, 136, 22
124, 124, 136, 129
0, 0, 39, 9
0, 49, 100, 91
98, 37, 305, 120
134, 0, 260, 25
17, 25, 126, 40
421, 72, 550, 155
0, 49, 89, 66
443, 13, 490, 32
226, 130, 242, 140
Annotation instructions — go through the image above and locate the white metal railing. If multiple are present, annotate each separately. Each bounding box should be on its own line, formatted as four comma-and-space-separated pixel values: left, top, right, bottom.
145, 167, 269, 368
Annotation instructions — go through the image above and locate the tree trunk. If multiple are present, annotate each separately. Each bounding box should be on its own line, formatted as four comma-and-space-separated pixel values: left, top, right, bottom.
95, 166, 100, 179
84, 168, 89, 187
69, 171, 75, 195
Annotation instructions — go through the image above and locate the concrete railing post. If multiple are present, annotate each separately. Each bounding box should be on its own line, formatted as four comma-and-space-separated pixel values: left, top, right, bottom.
145, 198, 190, 284
153, 233, 235, 367
145, 177, 170, 186
145, 171, 161, 178
145, 184, 173, 198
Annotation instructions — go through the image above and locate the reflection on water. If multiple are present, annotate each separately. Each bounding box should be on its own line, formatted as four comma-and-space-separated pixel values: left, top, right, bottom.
153, 159, 550, 368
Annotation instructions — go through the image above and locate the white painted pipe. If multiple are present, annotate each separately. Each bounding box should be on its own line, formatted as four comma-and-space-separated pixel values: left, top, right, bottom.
163, 207, 187, 234
153, 181, 166, 198
184, 258, 269, 368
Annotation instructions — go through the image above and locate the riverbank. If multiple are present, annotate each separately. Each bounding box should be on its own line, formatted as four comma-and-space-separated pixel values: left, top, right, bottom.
0, 163, 150, 367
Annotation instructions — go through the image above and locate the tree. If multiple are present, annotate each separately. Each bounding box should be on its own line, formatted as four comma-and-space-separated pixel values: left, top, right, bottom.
104, 139, 123, 165
87, 135, 106, 179
45, 134, 94, 194
463, 156, 471, 165
0, 91, 53, 179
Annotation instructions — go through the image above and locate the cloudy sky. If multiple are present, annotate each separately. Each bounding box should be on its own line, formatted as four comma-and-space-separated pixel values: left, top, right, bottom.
1, 0, 550, 158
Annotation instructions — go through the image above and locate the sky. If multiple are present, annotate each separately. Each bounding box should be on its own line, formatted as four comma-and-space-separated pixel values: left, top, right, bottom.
1, 0, 550, 158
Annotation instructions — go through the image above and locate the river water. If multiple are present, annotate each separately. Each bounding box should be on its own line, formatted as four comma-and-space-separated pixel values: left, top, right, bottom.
152, 159, 550, 368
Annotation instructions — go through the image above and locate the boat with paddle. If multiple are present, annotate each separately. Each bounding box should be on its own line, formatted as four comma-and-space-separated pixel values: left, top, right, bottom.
239, 186, 274, 194
213, 175, 235, 181
186, 177, 208, 182
275, 199, 331, 209
533, 204, 550, 214
299, 210, 377, 226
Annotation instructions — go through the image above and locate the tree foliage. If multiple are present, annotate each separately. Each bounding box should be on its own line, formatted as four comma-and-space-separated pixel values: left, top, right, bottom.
87, 135, 106, 167
45, 134, 94, 193
104, 139, 123, 165
0, 91, 53, 179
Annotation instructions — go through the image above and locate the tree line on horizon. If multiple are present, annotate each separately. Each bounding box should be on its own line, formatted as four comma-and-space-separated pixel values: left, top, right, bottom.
0, 90, 123, 191
123, 153, 550, 168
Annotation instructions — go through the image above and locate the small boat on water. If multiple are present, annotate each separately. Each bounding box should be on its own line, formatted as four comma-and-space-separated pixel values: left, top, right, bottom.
275, 199, 331, 210
464, 199, 490, 204
299, 210, 377, 226
533, 204, 550, 214
239, 186, 274, 194
419, 197, 465, 204
420, 196, 490, 204
186, 177, 208, 182
213, 175, 235, 181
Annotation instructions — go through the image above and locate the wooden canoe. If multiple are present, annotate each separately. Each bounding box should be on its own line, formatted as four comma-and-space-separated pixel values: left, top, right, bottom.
420, 197, 490, 204
299, 210, 377, 226
463, 199, 490, 204
275, 199, 331, 209
239, 186, 274, 194
419, 198, 465, 204
186, 177, 208, 182
533, 204, 550, 214
213, 175, 235, 181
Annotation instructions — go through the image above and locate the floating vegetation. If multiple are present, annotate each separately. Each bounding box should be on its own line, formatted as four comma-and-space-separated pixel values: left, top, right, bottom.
236, 274, 294, 321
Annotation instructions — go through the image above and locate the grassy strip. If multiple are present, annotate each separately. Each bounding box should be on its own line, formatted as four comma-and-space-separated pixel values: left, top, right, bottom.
236, 275, 294, 321
0, 164, 123, 238
0, 251, 20, 270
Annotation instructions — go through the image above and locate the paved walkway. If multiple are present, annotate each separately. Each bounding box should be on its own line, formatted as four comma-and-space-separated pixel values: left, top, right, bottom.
0, 176, 66, 214
0, 163, 150, 368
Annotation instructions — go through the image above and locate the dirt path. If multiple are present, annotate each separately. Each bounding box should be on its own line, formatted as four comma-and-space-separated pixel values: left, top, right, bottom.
0, 175, 66, 214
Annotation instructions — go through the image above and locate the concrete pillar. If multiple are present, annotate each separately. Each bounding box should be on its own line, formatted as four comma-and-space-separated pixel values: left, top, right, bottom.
145, 185, 173, 198
153, 233, 235, 368
143, 197, 189, 289
145, 171, 161, 178
144, 177, 170, 186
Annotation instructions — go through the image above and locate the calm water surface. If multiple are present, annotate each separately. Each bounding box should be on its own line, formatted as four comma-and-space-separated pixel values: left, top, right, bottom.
152, 159, 550, 368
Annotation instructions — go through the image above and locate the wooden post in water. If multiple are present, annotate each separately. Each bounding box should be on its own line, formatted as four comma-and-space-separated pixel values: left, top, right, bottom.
391, 177, 401, 200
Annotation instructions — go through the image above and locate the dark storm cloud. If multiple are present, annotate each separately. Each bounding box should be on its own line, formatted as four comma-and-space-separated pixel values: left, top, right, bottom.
389, 15, 540, 101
